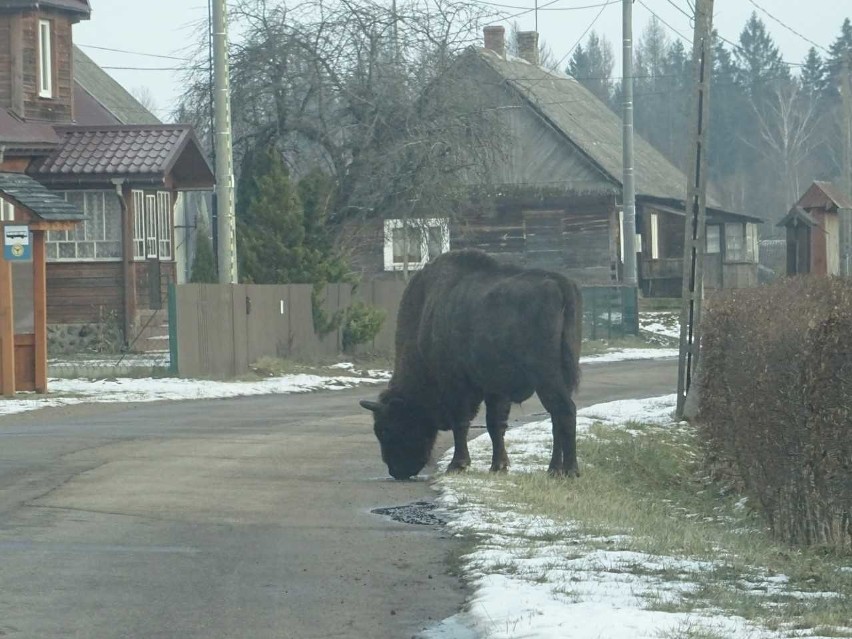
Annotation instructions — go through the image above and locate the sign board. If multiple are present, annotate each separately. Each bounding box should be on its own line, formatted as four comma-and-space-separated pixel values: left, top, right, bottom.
3, 225, 31, 262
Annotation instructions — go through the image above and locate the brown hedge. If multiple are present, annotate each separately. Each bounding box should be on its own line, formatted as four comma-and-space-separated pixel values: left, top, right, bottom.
698, 277, 851, 551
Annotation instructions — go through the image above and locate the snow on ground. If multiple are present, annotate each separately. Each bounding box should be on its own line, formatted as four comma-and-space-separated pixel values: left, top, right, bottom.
0, 369, 387, 417
422, 395, 834, 639
580, 348, 678, 363
639, 311, 681, 340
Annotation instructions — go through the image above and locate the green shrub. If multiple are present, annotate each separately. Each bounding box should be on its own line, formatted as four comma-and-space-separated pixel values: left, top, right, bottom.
341, 302, 385, 353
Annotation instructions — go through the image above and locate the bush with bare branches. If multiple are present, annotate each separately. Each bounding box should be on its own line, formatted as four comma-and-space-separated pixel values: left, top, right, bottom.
699, 278, 852, 551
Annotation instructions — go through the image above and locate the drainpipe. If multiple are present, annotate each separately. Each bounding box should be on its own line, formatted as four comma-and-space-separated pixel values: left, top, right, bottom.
112, 178, 134, 349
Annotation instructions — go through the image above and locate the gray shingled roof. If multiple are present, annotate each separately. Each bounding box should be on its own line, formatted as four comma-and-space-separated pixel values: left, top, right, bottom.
73, 47, 161, 126
32, 125, 194, 179
0, 172, 84, 221
475, 49, 697, 203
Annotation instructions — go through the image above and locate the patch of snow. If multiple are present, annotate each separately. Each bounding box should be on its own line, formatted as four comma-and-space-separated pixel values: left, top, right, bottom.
0, 374, 386, 418
581, 348, 679, 363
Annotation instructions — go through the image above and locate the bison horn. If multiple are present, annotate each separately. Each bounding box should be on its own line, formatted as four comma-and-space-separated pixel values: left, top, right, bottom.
359, 400, 382, 412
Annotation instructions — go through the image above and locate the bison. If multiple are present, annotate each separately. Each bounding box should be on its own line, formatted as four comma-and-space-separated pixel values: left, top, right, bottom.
361, 249, 582, 480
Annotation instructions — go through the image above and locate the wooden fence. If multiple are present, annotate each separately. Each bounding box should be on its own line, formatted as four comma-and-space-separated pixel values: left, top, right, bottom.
169, 281, 637, 378
169, 281, 405, 378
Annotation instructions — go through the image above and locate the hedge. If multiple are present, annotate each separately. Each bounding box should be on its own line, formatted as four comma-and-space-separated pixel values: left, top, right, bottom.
698, 277, 851, 551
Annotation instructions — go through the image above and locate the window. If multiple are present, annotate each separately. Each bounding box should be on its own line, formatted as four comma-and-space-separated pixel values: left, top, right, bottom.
38, 19, 52, 98
132, 190, 145, 258
0, 198, 14, 221
46, 192, 122, 261
132, 189, 174, 260
724, 223, 757, 263
706, 225, 721, 254
383, 218, 449, 271
157, 191, 172, 259
649, 212, 660, 259
145, 195, 158, 258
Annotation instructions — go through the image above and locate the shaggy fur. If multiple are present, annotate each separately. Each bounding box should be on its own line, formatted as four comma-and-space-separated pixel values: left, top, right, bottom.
361, 249, 582, 479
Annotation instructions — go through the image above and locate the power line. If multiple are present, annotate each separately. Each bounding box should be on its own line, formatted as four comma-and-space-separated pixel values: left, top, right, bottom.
635, 0, 691, 43
746, 0, 829, 54
76, 43, 191, 61
555, 0, 611, 69
478, 0, 619, 11
663, 0, 693, 23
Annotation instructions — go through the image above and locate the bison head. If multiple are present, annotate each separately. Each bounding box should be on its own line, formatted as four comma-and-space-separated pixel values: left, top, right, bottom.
360, 392, 437, 480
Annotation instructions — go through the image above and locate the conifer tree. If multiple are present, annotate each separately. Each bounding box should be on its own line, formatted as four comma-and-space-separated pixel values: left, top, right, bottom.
190, 217, 217, 283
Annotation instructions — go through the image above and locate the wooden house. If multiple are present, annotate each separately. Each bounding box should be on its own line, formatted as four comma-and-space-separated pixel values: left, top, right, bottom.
0, 0, 213, 352
345, 28, 761, 297
778, 181, 852, 277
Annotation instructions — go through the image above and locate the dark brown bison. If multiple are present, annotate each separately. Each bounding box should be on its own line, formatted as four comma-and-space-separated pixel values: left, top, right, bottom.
360, 249, 582, 480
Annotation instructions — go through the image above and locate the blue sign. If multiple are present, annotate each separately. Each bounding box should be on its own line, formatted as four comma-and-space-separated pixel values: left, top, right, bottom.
3, 225, 31, 261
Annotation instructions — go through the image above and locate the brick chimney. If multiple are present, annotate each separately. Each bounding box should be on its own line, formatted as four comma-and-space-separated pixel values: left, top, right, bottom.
483, 26, 506, 57
517, 31, 540, 66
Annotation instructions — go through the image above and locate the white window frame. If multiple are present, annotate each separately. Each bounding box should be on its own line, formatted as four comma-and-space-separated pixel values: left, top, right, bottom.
46, 191, 122, 262
145, 195, 158, 258
0, 198, 14, 222
157, 191, 173, 260
38, 19, 53, 98
649, 212, 660, 260
383, 218, 450, 272
132, 190, 146, 259
706, 224, 721, 254
724, 222, 758, 263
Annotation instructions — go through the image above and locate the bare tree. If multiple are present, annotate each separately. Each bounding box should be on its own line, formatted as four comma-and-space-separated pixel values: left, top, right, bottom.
179, 0, 504, 233
131, 86, 160, 120
748, 80, 823, 211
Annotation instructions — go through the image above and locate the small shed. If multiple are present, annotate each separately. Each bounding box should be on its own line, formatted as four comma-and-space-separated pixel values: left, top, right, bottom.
778, 181, 852, 276
0, 172, 83, 395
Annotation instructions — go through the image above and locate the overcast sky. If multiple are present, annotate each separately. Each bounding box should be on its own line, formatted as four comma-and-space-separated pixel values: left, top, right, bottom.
74, 1, 851, 122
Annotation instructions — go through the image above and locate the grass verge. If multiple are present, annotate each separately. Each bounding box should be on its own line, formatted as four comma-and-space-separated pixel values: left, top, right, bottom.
443, 420, 852, 637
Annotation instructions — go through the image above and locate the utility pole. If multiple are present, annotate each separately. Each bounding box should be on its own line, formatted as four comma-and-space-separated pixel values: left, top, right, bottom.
842, 54, 852, 198
212, 0, 238, 284
676, 0, 714, 418
621, 0, 638, 286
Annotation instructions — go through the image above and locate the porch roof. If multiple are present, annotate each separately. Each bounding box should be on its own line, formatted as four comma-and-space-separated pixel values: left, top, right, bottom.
0, 172, 84, 221
639, 196, 764, 225
28, 125, 214, 190
777, 206, 817, 228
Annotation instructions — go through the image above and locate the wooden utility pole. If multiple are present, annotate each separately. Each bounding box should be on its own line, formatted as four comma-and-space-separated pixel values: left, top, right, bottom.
212, 0, 237, 284
676, 0, 714, 418
621, 0, 638, 286
842, 54, 852, 198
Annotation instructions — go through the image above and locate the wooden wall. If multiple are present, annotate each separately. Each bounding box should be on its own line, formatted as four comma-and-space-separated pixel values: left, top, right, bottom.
46, 262, 124, 325
0, 10, 75, 120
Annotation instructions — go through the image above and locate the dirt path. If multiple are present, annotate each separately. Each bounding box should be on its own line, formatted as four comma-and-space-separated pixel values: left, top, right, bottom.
0, 358, 676, 639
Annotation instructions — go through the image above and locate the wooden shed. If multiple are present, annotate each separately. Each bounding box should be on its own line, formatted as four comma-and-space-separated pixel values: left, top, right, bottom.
778, 181, 852, 276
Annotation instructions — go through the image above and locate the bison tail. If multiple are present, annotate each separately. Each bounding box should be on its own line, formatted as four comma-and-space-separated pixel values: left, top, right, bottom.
559, 277, 583, 392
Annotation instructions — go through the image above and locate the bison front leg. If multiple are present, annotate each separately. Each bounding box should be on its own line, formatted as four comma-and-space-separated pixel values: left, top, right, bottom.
446, 421, 471, 473
540, 390, 579, 477
485, 395, 511, 472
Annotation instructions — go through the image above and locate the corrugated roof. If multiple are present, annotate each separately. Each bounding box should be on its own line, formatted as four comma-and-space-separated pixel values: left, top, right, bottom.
0, 0, 90, 14
0, 172, 84, 220
797, 181, 852, 211
73, 47, 161, 126
32, 125, 191, 178
474, 49, 700, 203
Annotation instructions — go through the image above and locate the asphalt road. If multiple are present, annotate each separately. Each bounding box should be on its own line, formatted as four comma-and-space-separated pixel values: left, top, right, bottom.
0, 358, 676, 639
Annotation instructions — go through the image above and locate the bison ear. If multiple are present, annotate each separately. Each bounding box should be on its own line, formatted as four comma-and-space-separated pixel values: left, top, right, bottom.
360, 400, 382, 412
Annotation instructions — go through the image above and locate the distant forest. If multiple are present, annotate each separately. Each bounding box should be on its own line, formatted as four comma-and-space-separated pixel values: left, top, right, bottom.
565, 12, 852, 237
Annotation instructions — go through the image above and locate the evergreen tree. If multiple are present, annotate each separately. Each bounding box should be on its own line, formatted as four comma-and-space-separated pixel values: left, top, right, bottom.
237, 146, 309, 284
190, 217, 217, 283
733, 13, 791, 99
825, 18, 852, 100
800, 47, 829, 98
566, 32, 614, 105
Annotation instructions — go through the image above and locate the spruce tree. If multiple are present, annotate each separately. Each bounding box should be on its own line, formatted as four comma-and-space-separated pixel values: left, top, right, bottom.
826, 18, 852, 100
733, 12, 791, 99
566, 32, 614, 105
801, 48, 829, 98
190, 217, 217, 283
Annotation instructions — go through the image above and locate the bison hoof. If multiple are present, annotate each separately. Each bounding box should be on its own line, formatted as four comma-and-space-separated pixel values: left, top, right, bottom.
548, 466, 580, 478
446, 461, 470, 474
489, 464, 508, 473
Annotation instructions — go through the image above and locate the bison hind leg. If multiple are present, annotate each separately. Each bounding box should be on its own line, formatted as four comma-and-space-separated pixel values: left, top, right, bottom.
485, 394, 512, 472
537, 385, 579, 478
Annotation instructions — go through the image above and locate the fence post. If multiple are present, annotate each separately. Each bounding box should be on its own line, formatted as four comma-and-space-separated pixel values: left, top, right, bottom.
168, 283, 178, 375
